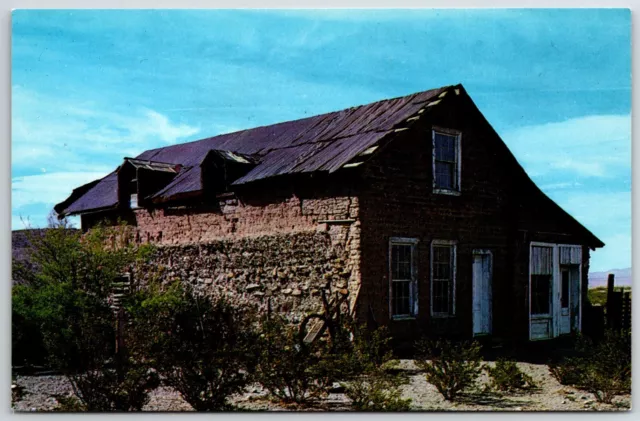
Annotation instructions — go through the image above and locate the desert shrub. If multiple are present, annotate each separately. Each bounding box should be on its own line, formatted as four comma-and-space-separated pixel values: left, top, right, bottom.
12, 283, 60, 367
344, 370, 411, 411
549, 329, 631, 404
578, 330, 631, 403
549, 358, 586, 386
52, 395, 86, 412
126, 283, 259, 411
485, 359, 536, 392
318, 323, 394, 385
43, 285, 160, 411
12, 223, 159, 411
415, 338, 483, 401
254, 315, 329, 404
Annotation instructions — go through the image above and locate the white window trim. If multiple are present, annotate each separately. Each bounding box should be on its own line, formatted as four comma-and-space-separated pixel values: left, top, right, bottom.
432, 127, 462, 196
389, 237, 419, 321
430, 239, 457, 318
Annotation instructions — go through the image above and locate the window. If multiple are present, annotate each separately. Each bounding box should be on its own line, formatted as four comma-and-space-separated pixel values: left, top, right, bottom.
530, 246, 553, 316
389, 238, 418, 319
431, 240, 456, 316
130, 193, 139, 209
432, 129, 461, 194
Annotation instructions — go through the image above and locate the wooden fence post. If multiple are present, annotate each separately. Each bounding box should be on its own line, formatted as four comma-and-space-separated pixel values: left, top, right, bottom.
622, 291, 631, 330
606, 273, 615, 328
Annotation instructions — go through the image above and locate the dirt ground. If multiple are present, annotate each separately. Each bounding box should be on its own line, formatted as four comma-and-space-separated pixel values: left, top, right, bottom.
11, 360, 631, 412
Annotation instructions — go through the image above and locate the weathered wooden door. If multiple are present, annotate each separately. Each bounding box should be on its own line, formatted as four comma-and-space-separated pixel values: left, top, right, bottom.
472, 251, 492, 336
559, 265, 580, 335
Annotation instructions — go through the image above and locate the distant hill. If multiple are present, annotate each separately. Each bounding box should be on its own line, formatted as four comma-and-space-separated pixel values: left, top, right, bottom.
12, 229, 52, 284
11, 228, 77, 284
588, 267, 632, 288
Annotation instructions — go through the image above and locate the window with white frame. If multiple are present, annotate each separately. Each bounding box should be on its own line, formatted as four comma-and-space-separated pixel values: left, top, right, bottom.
431, 241, 456, 316
389, 238, 418, 318
432, 129, 461, 194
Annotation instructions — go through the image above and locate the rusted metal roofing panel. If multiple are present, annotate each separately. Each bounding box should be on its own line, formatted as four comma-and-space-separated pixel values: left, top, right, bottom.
123, 158, 180, 173
57, 85, 455, 215
53, 178, 102, 215
63, 172, 119, 215
232, 143, 324, 185
150, 166, 202, 201
293, 131, 388, 175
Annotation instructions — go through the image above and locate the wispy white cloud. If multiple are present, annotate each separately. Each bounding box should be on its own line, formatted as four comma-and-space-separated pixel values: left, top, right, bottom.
552, 191, 630, 235
539, 181, 582, 190
502, 114, 630, 178
11, 86, 201, 231
11, 85, 201, 173
12, 171, 111, 210
550, 190, 630, 272
504, 115, 631, 272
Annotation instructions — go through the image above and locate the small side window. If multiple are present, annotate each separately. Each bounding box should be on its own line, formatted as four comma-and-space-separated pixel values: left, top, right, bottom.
130, 193, 139, 209
432, 129, 461, 195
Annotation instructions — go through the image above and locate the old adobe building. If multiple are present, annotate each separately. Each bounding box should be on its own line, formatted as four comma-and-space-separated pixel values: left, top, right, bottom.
55, 84, 604, 343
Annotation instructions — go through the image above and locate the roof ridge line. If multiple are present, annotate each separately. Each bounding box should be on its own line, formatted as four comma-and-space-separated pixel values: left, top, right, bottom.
139, 85, 455, 154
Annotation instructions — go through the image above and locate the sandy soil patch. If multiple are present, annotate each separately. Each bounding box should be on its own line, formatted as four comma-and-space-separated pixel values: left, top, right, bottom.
12, 360, 630, 412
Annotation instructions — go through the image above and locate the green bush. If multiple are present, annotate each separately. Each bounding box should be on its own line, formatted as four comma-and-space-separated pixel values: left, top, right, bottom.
127, 283, 259, 411
12, 223, 159, 411
52, 395, 86, 412
549, 358, 586, 386
344, 370, 411, 411
42, 284, 160, 411
415, 338, 483, 401
317, 323, 394, 386
485, 359, 536, 392
12, 283, 60, 367
254, 315, 329, 404
549, 330, 631, 404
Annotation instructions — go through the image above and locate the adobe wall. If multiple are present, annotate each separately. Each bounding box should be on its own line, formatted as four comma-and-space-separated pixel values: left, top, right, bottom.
131, 195, 359, 246
129, 194, 361, 321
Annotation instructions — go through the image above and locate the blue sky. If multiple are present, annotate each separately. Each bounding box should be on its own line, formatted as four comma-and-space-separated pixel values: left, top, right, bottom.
11, 9, 630, 272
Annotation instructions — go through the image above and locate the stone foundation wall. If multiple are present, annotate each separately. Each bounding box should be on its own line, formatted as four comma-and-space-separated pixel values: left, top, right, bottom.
133, 231, 360, 322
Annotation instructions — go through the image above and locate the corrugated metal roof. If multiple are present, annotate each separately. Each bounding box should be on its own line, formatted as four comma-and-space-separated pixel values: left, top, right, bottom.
150, 166, 202, 202
61, 171, 119, 215
123, 158, 180, 173
57, 85, 452, 215
135, 85, 448, 173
